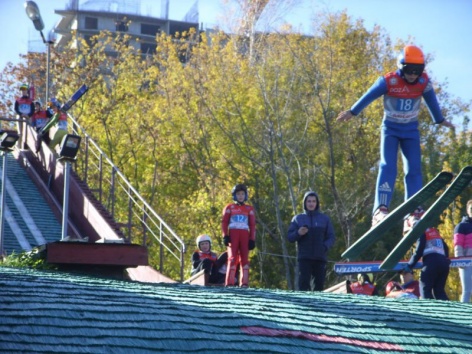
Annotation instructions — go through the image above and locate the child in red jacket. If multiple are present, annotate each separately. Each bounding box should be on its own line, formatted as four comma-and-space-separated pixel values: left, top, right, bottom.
221, 184, 256, 287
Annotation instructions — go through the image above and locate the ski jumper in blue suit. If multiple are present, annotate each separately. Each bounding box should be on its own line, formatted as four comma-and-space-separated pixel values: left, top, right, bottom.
350, 70, 445, 214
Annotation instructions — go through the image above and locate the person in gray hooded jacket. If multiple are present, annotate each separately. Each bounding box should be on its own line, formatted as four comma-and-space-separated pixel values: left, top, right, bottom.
287, 191, 335, 291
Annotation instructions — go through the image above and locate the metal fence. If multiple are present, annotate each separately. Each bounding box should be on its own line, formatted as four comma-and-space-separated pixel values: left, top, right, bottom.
1, 114, 186, 280
66, 115, 187, 281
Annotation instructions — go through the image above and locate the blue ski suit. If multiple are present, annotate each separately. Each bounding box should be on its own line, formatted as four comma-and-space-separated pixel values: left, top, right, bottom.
350, 70, 446, 213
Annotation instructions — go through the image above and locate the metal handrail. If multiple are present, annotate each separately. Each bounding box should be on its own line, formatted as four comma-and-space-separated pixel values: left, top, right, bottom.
65, 115, 186, 281
2, 115, 186, 280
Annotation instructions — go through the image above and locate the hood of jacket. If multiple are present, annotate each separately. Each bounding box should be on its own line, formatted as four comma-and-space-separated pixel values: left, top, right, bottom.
461, 215, 472, 223
303, 191, 320, 213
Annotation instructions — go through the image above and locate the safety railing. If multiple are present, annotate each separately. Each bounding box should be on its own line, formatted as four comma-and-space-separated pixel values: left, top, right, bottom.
65, 115, 186, 281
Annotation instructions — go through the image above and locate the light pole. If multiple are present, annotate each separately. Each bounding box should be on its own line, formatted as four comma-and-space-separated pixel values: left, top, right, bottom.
0, 132, 20, 257
24, 0, 53, 104
58, 134, 82, 240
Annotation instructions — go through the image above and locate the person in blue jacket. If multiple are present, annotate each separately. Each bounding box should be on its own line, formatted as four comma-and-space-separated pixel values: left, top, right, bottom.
336, 45, 454, 226
287, 191, 335, 291
404, 224, 450, 300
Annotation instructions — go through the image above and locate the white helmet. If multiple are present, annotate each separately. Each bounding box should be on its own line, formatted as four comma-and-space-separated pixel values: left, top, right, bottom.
196, 234, 211, 249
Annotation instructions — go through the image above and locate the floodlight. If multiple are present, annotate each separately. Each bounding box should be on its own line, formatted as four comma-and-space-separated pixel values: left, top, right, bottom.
59, 134, 81, 160
0, 132, 19, 150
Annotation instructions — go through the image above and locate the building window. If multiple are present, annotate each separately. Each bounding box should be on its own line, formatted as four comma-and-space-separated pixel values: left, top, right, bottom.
141, 43, 157, 55
141, 24, 160, 36
85, 17, 98, 30
116, 20, 128, 32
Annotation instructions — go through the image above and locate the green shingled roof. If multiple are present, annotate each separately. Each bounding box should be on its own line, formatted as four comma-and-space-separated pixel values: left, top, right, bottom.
1, 267, 471, 353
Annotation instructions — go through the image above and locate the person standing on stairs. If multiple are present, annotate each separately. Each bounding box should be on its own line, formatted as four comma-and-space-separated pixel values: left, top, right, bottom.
14, 83, 34, 121
31, 100, 52, 152
41, 98, 68, 151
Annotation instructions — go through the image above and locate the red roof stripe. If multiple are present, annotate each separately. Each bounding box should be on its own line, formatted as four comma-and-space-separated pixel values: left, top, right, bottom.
241, 326, 404, 351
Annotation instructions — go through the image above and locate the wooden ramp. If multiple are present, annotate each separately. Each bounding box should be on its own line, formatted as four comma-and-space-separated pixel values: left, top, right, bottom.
46, 241, 148, 266
126, 266, 177, 284
183, 270, 224, 287
323, 280, 351, 294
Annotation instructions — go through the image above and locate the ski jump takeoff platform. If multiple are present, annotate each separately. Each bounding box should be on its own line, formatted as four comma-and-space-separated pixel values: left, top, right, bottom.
46, 241, 149, 267
334, 257, 472, 275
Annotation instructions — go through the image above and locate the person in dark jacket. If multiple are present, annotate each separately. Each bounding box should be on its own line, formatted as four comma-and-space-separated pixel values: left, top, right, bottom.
287, 191, 335, 291
405, 226, 450, 300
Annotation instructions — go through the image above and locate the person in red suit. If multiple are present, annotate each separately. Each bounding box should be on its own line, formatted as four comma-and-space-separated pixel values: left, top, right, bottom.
191, 234, 226, 285
31, 100, 52, 152
14, 83, 34, 120
385, 269, 420, 299
349, 273, 379, 296
221, 184, 256, 287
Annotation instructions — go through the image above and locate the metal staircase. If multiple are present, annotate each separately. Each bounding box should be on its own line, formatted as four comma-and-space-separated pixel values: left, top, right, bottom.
11, 116, 187, 281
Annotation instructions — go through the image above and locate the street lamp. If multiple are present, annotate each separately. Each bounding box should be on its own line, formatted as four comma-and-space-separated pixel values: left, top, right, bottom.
0, 132, 20, 257
24, 0, 53, 104
58, 134, 81, 240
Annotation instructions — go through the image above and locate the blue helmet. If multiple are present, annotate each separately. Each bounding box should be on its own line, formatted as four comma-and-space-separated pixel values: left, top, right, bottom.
48, 98, 61, 110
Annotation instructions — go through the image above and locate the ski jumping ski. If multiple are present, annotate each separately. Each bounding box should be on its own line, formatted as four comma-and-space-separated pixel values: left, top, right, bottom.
334, 257, 472, 275
342, 171, 453, 260
380, 165, 472, 270
39, 84, 88, 135
60, 84, 88, 112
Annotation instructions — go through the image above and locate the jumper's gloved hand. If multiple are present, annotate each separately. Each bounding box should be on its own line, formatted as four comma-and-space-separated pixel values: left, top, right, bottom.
248, 239, 256, 250
223, 235, 231, 246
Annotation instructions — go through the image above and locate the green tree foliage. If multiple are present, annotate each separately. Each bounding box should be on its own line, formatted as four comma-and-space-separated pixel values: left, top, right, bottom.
1, 8, 470, 293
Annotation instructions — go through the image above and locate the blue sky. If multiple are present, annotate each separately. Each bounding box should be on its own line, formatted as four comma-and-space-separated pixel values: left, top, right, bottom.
2, 0, 471, 115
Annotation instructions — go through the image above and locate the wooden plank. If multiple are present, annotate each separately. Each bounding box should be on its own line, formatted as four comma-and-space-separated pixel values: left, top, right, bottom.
183, 270, 207, 286
125, 266, 177, 284
46, 241, 148, 266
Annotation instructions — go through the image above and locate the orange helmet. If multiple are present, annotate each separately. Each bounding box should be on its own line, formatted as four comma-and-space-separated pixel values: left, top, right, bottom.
397, 45, 425, 75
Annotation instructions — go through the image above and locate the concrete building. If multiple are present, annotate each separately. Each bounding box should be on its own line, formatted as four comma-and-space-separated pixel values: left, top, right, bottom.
53, 0, 200, 57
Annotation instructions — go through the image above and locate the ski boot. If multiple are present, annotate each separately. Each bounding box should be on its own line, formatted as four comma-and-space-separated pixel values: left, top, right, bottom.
372, 205, 389, 227
403, 206, 425, 235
